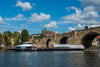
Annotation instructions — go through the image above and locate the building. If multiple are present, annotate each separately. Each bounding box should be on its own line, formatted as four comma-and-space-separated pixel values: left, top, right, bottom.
30, 34, 41, 38
92, 36, 100, 46
41, 28, 60, 36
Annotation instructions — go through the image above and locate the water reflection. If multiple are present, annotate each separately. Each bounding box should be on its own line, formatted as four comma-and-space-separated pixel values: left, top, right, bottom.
84, 51, 100, 67
0, 51, 100, 67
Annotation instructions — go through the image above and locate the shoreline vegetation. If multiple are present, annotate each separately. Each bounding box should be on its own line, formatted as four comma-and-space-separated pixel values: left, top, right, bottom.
0, 28, 47, 51
0, 47, 2, 49
0, 29, 31, 48
0, 29, 30, 50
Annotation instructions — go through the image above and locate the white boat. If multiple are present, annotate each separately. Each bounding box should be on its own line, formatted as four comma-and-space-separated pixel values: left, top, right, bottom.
50, 44, 85, 49
15, 42, 37, 51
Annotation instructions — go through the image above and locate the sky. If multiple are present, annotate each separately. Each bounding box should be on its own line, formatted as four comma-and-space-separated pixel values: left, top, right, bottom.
0, 0, 100, 34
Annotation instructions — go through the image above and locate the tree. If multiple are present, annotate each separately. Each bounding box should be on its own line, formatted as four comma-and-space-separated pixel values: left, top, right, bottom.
14, 31, 21, 45
3, 31, 12, 46
39, 34, 46, 38
15, 37, 21, 45
34, 36, 40, 39
21, 29, 29, 43
4, 31, 12, 37
4, 35, 11, 46
34, 34, 46, 39
0, 33, 2, 45
14, 31, 21, 37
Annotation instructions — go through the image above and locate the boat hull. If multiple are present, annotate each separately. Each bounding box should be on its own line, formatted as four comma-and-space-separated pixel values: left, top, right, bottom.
8, 48, 37, 51
8, 48, 84, 51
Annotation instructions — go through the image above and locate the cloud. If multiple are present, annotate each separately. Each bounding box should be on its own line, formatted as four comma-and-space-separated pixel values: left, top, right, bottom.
17, 30, 21, 33
16, 1, 32, 11
63, 6, 99, 24
0, 29, 6, 33
74, 24, 85, 29
0, 26, 34, 30
89, 25, 100, 28
32, 3, 36, 6
79, 0, 100, 11
68, 24, 85, 31
66, 6, 79, 12
20, 24, 27, 27
16, 14, 24, 18
68, 27, 76, 31
4, 14, 26, 21
0, 16, 5, 24
44, 21, 58, 28
30, 13, 50, 22
68, 24, 100, 31
58, 20, 77, 25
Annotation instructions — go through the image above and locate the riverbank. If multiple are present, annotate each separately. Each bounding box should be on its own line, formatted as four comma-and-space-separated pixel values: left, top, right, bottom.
0, 46, 10, 51
83, 45, 100, 52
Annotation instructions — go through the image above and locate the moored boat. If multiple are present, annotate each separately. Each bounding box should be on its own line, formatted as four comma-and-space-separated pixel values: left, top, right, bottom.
9, 42, 37, 51
50, 44, 85, 49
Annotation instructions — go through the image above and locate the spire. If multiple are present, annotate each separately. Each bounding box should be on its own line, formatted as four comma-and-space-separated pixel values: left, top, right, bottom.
44, 27, 46, 31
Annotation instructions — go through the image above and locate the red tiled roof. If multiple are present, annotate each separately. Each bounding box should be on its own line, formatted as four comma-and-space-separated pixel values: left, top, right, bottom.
96, 36, 100, 40
46, 33, 60, 36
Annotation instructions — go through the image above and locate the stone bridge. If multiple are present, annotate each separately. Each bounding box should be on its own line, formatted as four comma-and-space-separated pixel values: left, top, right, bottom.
34, 27, 100, 49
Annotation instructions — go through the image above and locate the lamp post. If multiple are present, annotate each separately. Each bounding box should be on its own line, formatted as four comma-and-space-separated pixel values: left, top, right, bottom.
90, 23, 92, 32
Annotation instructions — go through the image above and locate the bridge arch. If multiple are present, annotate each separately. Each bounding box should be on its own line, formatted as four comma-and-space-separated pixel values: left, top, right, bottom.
60, 36, 68, 44
46, 38, 51, 48
81, 32, 100, 48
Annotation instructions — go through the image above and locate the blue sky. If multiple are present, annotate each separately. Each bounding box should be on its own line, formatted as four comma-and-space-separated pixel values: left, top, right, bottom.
0, 0, 100, 34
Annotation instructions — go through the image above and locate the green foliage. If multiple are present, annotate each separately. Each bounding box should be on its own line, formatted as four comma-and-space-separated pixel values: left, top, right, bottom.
21, 29, 29, 43
34, 36, 40, 39
1, 29, 29, 46
39, 34, 46, 38
4, 31, 12, 37
4, 35, 11, 46
3, 31, 12, 46
14, 31, 21, 37
0, 47, 2, 49
0, 33, 2, 44
0, 33, 2, 37
14, 31, 21, 45
34, 34, 46, 39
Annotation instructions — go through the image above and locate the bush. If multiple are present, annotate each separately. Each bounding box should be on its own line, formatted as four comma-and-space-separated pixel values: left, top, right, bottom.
0, 47, 2, 49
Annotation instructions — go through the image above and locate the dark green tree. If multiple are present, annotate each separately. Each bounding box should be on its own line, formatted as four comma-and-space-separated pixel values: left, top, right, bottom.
3, 31, 12, 46
4, 35, 11, 46
0, 33, 2, 45
34, 36, 40, 39
14, 31, 21, 37
39, 34, 46, 38
15, 37, 21, 45
14, 31, 21, 45
21, 29, 29, 43
4, 31, 12, 37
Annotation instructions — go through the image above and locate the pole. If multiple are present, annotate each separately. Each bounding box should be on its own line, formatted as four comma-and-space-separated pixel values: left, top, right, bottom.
90, 23, 91, 32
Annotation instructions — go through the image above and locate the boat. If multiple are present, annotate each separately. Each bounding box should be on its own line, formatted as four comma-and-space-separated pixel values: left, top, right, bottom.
37, 44, 85, 51
50, 44, 85, 49
9, 42, 37, 51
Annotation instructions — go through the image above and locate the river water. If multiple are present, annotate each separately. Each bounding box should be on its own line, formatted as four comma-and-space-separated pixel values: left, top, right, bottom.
0, 50, 100, 67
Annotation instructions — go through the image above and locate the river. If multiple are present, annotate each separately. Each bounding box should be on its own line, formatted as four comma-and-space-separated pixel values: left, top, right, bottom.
0, 50, 100, 67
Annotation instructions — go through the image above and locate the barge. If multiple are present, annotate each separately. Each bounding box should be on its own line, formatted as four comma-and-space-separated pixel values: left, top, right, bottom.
37, 44, 85, 51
